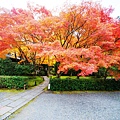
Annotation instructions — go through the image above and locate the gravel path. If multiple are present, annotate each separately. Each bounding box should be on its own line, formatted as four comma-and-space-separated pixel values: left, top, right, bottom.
9, 91, 120, 120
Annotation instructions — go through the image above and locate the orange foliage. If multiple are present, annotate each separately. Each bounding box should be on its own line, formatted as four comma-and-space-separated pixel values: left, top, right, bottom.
0, 1, 120, 78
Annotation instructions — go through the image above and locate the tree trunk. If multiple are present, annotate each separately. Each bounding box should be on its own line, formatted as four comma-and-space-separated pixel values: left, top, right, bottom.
56, 73, 61, 78
104, 68, 109, 80
77, 76, 80, 79
47, 66, 50, 77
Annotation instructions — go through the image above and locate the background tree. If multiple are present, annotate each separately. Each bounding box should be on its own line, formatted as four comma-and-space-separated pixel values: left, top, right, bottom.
0, 1, 120, 79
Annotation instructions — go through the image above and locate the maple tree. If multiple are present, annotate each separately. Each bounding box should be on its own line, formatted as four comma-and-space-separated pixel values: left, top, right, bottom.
47, 1, 120, 79
0, 1, 120, 79
42, 2, 117, 78
48, 1, 113, 48
0, 4, 52, 62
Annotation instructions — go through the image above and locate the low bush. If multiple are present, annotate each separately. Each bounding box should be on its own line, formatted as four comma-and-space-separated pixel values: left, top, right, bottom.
0, 76, 43, 89
0, 58, 34, 76
14, 64, 34, 76
50, 77, 120, 91
0, 76, 28, 89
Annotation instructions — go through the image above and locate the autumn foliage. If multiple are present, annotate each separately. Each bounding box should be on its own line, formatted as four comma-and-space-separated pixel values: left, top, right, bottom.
0, 1, 120, 79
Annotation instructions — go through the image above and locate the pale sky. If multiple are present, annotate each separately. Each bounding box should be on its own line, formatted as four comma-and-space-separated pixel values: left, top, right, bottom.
0, 0, 119, 18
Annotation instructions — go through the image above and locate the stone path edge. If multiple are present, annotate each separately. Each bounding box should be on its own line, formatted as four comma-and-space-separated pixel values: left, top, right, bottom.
0, 76, 49, 120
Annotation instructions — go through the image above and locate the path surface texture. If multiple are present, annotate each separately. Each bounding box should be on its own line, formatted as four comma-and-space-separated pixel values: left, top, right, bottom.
0, 76, 49, 120
10, 91, 120, 120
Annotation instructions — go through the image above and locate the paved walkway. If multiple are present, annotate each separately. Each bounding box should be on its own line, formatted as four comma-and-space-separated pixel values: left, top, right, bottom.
0, 76, 49, 120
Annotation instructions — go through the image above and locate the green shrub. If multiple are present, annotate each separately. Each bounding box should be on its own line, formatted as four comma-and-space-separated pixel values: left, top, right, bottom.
0, 58, 34, 76
39, 70, 46, 76
0, 76, 28, 89
50, 77, 120, 91
0, 76, 44, 89
14, 64, 34, 76
0, 59, 16, 75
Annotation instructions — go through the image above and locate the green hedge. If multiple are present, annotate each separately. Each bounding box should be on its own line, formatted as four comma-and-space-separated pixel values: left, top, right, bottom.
0, 76, 28, 89
0, 58, 34, 76
50, 77, 120, 91
0, 76, 44, 89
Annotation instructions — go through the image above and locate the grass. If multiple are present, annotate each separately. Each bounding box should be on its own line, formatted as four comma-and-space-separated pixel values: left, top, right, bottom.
51, 75, 94, 80
0, 89, 24, 93
27, 76, 44, 87
51, 75, 114, 80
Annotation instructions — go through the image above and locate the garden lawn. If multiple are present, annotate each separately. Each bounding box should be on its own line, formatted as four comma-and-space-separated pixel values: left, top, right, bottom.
27, 76, 44, 87
51, 76, 93, 80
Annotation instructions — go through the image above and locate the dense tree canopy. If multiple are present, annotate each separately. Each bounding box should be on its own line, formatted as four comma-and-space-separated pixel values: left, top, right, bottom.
0, 1, 120, 79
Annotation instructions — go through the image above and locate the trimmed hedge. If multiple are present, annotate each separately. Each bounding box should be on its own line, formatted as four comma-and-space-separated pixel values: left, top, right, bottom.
0, 76, 28, 89
50, 77, 120, 91
0, 76, 44, 89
